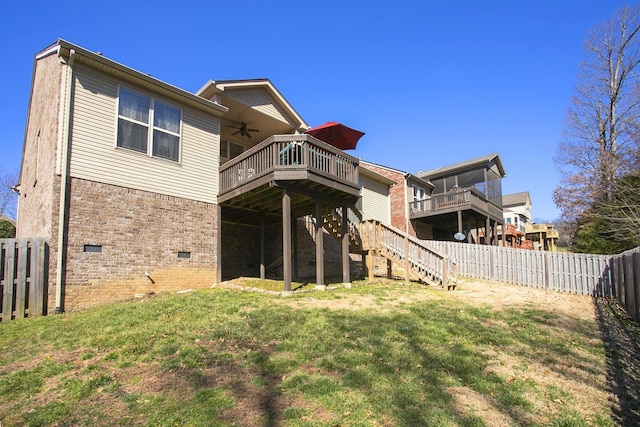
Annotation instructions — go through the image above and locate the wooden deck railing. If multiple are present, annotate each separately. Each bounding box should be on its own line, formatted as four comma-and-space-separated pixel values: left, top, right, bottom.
219, 134, 359, 195
409, 188, 502, 220
359, 220, 458, 288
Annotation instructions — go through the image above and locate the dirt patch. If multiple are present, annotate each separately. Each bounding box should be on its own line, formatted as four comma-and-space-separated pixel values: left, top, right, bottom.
448, 386, 518, 426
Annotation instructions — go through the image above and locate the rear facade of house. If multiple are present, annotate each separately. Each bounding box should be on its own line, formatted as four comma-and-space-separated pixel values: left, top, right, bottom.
17, 40, 349, 312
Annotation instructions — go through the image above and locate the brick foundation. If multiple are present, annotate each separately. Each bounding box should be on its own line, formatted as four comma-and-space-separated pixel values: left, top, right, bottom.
60, 178, 219, 310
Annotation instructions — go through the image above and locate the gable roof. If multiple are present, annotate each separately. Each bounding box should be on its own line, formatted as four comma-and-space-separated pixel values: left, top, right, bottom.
196, 79, 309, 136
360, 160, 433, 189
39, 39, 228, 117
359, 165, 397, 186
503, 192, 531, 207
417, 153, 506, 179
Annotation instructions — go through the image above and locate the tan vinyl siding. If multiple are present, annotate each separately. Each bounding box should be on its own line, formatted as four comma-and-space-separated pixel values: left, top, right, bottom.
361, 176, 390, 225
228, 89, 290, 124
69, 64, 220, 203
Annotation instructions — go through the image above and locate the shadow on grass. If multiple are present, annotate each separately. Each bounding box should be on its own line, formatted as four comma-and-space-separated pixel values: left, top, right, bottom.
593, 296, 640, 426
229, 299, 585, 426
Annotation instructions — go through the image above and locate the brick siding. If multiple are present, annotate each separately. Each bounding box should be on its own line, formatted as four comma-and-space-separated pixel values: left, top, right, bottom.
60, 178, 219, 310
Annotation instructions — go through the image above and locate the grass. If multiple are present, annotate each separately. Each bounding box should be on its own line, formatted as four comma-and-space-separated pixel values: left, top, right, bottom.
0, 278, 615, 426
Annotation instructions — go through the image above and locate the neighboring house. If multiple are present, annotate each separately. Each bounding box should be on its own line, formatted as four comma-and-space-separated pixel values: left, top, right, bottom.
357, 166, 395, 225
359, 161, 434, 240
16, 39, 358, 312
415, 154, 507, 244
502, 192, 532, 233
525, 223, 560, 252
502, 192, 560, 251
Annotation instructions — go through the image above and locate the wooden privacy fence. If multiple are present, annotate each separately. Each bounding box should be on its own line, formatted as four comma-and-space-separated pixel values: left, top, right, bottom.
609, 247, 640, 322
0, 238, 49, 322
427, 241, 613, 296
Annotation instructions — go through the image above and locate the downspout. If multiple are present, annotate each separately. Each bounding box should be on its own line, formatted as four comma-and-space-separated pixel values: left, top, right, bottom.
55, 48, 75, 314
403, 174, 410, 234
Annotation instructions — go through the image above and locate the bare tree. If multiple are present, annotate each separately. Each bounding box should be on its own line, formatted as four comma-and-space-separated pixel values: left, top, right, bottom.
0, 167, 18, 219
596, 171, 640, 245
554, 5, 640, 223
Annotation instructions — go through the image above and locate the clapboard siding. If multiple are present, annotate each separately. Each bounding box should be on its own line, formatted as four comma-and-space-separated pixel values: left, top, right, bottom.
228, 89, 290, 124
70, 64, 220, 203
360, 175, 390, 225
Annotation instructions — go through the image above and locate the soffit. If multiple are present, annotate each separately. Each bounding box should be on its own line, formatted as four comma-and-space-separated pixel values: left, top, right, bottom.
198, 79, 309, 142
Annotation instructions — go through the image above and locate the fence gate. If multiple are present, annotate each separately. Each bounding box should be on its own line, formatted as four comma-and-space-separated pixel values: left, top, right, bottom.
0, 238, 49, 322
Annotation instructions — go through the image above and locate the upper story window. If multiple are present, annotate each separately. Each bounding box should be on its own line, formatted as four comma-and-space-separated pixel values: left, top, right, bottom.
219, 139, 244, 164
412, 184, 427, 202
117, 87, 182, 162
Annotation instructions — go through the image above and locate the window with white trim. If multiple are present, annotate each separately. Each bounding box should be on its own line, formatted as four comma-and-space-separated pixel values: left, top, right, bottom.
117, 87, 182, 162
219, 139, 244, 164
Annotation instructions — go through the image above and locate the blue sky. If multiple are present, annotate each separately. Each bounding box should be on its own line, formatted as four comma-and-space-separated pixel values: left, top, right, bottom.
1, 0, 634, 220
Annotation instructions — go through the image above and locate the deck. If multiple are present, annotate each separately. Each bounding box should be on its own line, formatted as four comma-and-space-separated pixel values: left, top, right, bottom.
409, 187, 504, 223
219, 134, 361, 224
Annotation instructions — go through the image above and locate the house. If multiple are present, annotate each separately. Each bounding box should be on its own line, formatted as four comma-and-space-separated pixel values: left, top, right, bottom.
525, 223, 559, 251
499, 192, 532, 249
501, 192, 560, 251
415, 154, 507, 244
502, 192, 532, 233
15, 39, 362, 311
14, 40, 458, 312
359, 161, 434, 239
357, 165, 395, 225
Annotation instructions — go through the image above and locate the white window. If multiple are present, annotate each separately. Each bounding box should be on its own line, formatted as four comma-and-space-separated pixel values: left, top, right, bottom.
219, 139, 244, 163
117, 87, 181, 162
413, 185, 427, 202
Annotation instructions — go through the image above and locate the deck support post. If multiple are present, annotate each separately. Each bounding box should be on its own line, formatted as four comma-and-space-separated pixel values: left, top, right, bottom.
293, 215, 298, 281
260, 212, 265, 280
282, 189, 292, 295
367, 249, 375, 281
457, 210, 463, 234
315, 199, 326, 290
342, 205, 351, 288
485, 217, 491, 245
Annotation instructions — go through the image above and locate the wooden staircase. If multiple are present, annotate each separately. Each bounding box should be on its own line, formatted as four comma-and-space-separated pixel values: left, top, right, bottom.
319, 209, 457, 289
358, 220, 458, 289
275, 211, 457, 289
321, 206, 362, 251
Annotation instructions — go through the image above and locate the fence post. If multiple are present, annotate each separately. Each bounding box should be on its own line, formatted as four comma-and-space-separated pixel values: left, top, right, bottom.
14, 240, 29, 320
3, 240, 16, 321
618, 256, 626, 307
30, 239, 48, 317
623, 254, 634, 317
544, 252, 550, 290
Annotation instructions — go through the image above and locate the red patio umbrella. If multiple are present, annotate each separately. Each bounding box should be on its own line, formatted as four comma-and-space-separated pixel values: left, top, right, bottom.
304, 122, 365, 150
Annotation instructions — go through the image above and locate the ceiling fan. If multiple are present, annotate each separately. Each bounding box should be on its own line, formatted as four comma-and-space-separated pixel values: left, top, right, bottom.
229, 122, 259, 138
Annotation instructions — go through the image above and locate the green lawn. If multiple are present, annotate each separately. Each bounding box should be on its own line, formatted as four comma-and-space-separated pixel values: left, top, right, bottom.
0, 279, 614, 426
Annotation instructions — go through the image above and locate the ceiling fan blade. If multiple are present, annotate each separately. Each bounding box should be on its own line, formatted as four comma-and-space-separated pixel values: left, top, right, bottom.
248, 128, 259, 132
232, 130, 240, 135
246, 132, 252, 138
